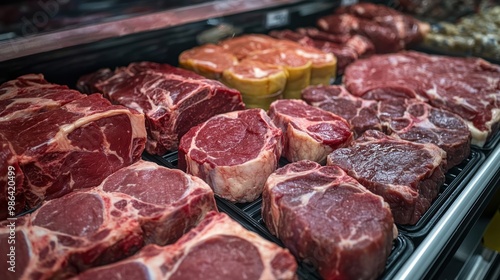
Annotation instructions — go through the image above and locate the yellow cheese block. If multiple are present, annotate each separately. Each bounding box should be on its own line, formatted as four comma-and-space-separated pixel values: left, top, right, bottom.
179, 44, 238, 79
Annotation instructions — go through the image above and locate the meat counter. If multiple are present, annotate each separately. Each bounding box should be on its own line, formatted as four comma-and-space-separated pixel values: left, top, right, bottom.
0, 0, 499, 279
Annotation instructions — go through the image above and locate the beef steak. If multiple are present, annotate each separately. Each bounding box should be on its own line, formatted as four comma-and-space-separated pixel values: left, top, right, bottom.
0, 75, 146, 211
179, 108, 282, 203
327, 130, 446, 225
268, 99, 352, 163
262, 160, 395, 280
303, 85, 471, 169
0, 160, 216, 280
74, 212, 297, 280
78, 62, 245, 155
344, 51, 500, 146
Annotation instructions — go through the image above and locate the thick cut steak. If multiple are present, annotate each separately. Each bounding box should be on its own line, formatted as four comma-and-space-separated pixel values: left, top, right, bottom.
74, 212, 297, 280
0, 160, 216, 280
78, 62, 245, 155
303, 85, 471, 169
179, 109, 282, 203
262, 160, 395, 280
327, 130, 446, 225
268, 99, 352, 163
0, 93, 146, 208
344, 51, 500, 146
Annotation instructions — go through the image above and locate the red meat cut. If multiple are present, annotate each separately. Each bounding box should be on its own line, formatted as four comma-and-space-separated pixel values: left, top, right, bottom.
74, 212, 297, 280
262, 160, 395, 280
327, 130, 447, 225
344, 51, 500, 146
179, 109, 282, 203
303, 85, 471, 169
0, 160, 216, 280
0, 81, 146, 209
268, 99, 352, 163
78, 62, 245, 155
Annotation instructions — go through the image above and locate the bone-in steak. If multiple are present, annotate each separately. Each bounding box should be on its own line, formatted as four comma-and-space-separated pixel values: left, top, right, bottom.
78, 62, 245, 155
262, 160, 395, 280
344, 51, 500, 146
74, 212, 298, 280
303, 85, 471, 169
327, 130, 446, 225
0, 160, 216, 280
268, 99, 352, 163
179, 108, 282, 203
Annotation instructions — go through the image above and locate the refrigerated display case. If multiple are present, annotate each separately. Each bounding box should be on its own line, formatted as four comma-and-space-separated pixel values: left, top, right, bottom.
0, 1, 499, 279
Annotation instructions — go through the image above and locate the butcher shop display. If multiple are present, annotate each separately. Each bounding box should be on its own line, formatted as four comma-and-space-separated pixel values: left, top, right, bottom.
262, 160, 395, 280
178, 108, 282, 203
302, 85, 471, 169
0, 160, 216, 280
0, 75, 147, 217
78, 62, 245, 155
344, 51, 500, 147
268, 99, 352, 163
327, 130, 447, 225
74, 212, 298, 280
317, 3, 430, 53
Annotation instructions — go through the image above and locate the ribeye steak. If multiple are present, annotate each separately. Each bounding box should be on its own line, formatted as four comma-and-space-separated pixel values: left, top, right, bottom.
0, 160, 216, 280
74, 212, 298, 280
179, 108, 282, 203
262, 160, 395, 280
344, 51, 500, 146
78, 62, 245, 155
327, 130, 446, 225
268, 99, 352, 163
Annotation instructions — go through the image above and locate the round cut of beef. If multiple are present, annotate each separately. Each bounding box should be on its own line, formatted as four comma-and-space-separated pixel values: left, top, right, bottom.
179, 108, 282, 203
262, 160, 395, 280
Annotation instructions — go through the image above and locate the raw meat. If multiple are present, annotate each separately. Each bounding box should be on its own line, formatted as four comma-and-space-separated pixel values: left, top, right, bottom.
178, 108, 282, 203
317, 3, 429, 53
327, 130, 447, 225
303, 85, 471, 169
0, 160, 217, 280
74, 212, 298, 280
268, 99, 352, 163
77, 62, 245, 155
262, 160, 395, 280
344, 51, 500, 146
179, 44, 238, 79
0, 136, 24, 220
218, 34, 279, 60
0, 92, 146, 208
302, 85, 381, 137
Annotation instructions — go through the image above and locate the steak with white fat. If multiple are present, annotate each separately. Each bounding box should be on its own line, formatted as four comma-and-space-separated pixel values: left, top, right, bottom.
179, 109, 282, 203
268, 99, 352, 163
327, 130, 446, 225
344, 51, 500, 146
303, 85, 471, 169
74, 212, 298, 280
262, 160, 395, 280
0, 160, 216, 280
78, 62, 245, 155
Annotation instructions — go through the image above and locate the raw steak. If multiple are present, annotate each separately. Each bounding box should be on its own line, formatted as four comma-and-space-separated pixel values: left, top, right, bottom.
344, 51, 500, 146
302, 85, 381, 137
74, 212, 298, 280
0, 160, 217, 280
327, 130, 447, 225
178, 108, 282, 203
77, 62, 245, 155
317, 3, 429, 53
268, 99, 352, 163
303, 85, 471, 169
0, 74, 84, 121
0, 93, 146, 208
262, 160, 395, 280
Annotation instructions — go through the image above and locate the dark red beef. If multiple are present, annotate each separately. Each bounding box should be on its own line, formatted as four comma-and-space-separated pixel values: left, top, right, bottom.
262, 160, 395, 280
327, 130, 447, 225
74, 212, 297, 280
